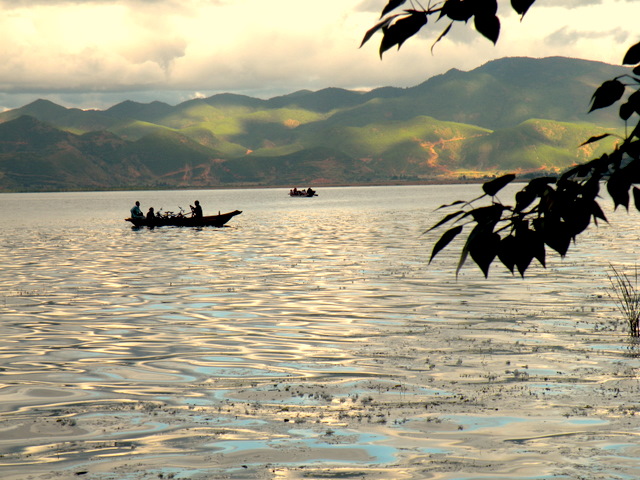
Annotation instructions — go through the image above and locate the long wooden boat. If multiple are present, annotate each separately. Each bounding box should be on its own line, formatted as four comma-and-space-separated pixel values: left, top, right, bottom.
289, 188, 317, 197
126, 210, 242, 228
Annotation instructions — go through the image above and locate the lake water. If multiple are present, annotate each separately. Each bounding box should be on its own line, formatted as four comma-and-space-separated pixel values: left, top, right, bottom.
1, 185, 640, 479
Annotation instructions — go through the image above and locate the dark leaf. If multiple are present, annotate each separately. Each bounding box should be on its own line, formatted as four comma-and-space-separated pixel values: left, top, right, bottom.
627, 90, 640, 112
607, 171, 631, 210
564, 198, 592, 237
528, 175, 557, 186
394, 11, 428, 49
497, 234, 517, 273
431, 21, 453, 53
360, 15, 398, 48
623, 140, 640, 161
591, 200, 607, 224
629, 91, 640, 106
558, 165, 578, 181
474, 14, 500, 44
443, 0, 473, 21
555, 176, 582, 199
542, 221, 572, 257
456, 218, 487, 276
472, 0, 498, 16
379, 12, 428, 57
468, 230, 501, 277
589, 79, 625, 112
634, 187, 640, 213
511, 0, 536, 17
379, 25, 401, 56
429, 225, 463, 263
635, 65, 640, 76
622, 41, 640, 65
515, 179, 554, 213
470, 204, 505, 226
583, 177, 601, 202
531, 234, 546, 269
527, 176, 557, 194
560, 161, 598, 182
537, 184, 557, 214
514, 188, 536, 213
381, 0, 407, 18
620, 102, 634, 121
425, 210, 465, 233
619, 91, 640, 121
515, 222, 545, 273
514, 235, 535, 276
456, 244, 470, 277
564, 164, 588, 179
580, 133, 611, 147
608, 148, 624, 170
436, 199, 467, 210
583, 154, 611, 179
622, 156, 640, 185
482, 173, 515, 196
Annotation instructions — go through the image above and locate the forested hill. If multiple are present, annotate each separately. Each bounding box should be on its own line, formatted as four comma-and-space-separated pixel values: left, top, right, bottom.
0, 56, 627, 192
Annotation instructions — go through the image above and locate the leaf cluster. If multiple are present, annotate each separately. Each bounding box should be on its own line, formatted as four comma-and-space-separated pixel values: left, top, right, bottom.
361, 0, 537, 57
427, 42, 640, 276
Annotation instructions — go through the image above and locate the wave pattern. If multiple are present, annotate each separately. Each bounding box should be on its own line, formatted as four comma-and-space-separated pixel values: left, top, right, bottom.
1, 186, 640, 479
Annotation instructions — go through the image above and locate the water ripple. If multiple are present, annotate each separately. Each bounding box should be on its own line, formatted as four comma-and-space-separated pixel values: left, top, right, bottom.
1, 186, 640, 479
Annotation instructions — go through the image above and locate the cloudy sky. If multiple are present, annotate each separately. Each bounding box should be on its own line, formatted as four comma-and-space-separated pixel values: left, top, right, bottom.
0, 0, 638, 111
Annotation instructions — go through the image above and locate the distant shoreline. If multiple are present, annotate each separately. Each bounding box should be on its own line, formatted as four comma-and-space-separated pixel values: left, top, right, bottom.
0, 176, 531, 194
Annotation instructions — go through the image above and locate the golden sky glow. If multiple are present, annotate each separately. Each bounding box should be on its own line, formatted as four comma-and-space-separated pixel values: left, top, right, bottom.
0, 0, 638, 109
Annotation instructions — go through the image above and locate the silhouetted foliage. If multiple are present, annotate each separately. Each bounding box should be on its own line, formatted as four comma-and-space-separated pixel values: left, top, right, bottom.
365, 1, 640, 277
361, 0, 523, 56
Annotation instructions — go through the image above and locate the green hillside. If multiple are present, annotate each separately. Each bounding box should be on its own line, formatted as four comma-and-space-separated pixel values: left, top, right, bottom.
460, 119, 619, 172
0, 56, 630, 191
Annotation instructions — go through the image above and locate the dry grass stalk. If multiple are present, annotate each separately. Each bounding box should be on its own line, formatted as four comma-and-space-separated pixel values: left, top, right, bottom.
609, 264, 640, 337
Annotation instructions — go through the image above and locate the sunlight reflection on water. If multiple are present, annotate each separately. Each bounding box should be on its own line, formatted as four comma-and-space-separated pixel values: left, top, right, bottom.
2, 185, 640, 479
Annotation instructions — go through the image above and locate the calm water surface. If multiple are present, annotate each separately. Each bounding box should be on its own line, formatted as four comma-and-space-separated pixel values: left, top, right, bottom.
1, 185, 640, 479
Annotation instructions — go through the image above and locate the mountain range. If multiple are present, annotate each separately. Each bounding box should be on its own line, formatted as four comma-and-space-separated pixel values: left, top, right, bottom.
0, 56, 629, 192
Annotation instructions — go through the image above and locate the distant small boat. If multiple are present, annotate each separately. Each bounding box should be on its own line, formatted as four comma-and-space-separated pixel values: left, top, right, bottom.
126, 210, 242, 228
289, 188, 317, 197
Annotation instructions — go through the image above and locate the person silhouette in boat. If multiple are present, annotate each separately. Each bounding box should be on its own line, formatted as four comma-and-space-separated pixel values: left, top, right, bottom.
190, 200, 203, 219
130, 201, 144, 219
146, 207, 156, 221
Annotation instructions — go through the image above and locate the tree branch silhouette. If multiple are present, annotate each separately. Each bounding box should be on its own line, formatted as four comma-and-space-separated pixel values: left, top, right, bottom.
363, 0, 640, 277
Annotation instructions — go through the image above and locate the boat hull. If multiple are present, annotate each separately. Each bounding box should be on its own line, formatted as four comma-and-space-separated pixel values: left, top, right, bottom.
126, 210, 242, 228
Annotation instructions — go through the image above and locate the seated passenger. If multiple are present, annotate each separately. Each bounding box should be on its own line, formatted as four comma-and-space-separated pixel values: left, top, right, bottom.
190, 200, 203, 219
130, 201, 144, 219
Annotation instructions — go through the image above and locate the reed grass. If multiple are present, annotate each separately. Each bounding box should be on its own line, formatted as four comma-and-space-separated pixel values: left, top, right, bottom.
608, 264, 640, 337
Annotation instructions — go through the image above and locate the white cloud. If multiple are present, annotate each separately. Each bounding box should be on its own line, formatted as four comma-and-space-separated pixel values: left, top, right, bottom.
0, 0, 637, 110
